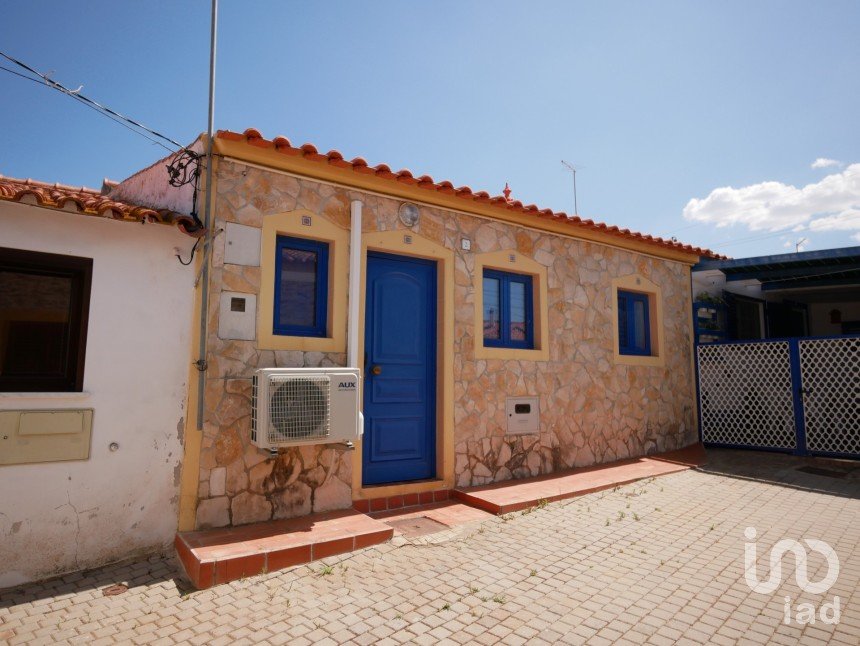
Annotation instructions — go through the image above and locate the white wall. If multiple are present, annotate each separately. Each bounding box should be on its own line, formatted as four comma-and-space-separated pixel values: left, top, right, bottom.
0, 202, 196, 587
692, 270, 767, 301
809, 301, 860, 336
109, 139, 202, 214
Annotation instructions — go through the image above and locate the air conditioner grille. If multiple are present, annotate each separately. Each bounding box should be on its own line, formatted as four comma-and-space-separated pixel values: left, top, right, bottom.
268, 375, 330, 443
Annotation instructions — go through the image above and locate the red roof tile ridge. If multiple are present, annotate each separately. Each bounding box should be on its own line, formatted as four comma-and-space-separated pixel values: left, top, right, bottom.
0, 174, 104, 196
215, 128, 726, 260
0, 173, 200, 236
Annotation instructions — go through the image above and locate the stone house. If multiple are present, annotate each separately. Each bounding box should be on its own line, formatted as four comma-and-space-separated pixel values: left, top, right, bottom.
111, 128, 717, 532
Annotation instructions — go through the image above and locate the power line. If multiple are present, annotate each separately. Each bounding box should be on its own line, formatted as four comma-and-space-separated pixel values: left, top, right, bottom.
0, 64, 176, 151
0, 50, 183, 153
0, 63, 174, 152
0, 63, 45, 86
710, 229, 793, 249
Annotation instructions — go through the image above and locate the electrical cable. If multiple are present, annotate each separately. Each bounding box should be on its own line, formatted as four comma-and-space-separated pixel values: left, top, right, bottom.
681, 213, 860, 251
0, 50, 183, 153
0, 63, 174, 153
176, 237, 201, 266
0, 63, 44, 85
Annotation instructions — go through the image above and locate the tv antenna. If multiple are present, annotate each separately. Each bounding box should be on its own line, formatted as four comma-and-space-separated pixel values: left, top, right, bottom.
795, 237, 808, 252
561, 160, 581, 216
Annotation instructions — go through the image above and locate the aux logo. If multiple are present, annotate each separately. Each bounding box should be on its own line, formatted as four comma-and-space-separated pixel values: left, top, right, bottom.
744, 527, 841, 625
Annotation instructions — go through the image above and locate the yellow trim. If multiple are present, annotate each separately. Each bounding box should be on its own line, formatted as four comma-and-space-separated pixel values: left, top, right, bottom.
258, 209, 349, 352
213, 138, 702, 266
352, 230, 455, 500
176, 154, 218, 532
473, 250, 550, 362
610, 274, 666, 368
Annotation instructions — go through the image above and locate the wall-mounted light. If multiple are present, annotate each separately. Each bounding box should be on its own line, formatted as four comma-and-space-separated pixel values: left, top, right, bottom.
398, 202, 420, 227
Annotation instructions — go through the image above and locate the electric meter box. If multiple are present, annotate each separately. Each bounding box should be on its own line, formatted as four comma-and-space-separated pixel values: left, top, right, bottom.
505, 396, 539, 435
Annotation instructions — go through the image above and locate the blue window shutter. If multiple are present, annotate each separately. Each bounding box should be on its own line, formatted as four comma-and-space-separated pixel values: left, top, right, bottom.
273, 235, 329, 338
618, 293, 630, 353
618, 290, 651, 356
483, 268, 534, 349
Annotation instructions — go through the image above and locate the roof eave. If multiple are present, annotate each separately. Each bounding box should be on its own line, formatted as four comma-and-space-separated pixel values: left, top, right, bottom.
212, 133, 709, 265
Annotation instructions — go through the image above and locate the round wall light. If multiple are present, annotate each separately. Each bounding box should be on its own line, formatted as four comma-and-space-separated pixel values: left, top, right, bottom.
398, 202, 420, 227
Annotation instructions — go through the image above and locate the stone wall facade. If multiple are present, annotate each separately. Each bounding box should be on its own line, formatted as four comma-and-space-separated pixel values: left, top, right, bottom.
194, 158, 696, 528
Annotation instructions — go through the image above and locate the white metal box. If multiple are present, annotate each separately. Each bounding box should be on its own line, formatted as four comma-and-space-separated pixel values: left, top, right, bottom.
505, 396, 539, 434
218, 291, 257, 341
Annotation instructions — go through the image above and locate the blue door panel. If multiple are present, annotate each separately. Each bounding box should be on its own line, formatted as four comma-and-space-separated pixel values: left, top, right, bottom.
372, 274, 423, 364
371, 378, 424, 403
369, 417, 425, 458
363, 252, 437, 485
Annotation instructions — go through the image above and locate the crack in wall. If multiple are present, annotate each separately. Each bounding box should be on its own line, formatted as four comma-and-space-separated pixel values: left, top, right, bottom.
54, 492, 98, 570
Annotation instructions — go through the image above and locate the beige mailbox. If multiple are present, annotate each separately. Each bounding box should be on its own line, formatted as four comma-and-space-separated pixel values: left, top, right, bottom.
0, 409, 94, 465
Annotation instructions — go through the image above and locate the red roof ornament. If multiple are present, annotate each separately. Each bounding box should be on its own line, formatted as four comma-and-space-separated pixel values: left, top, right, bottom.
503, 182, 512, 202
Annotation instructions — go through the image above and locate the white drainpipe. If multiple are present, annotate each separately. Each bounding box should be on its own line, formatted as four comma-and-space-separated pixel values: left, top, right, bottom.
349, 200, 364, 437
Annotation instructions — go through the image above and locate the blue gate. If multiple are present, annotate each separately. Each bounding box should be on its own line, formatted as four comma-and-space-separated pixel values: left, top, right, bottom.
696, 335, 860, 459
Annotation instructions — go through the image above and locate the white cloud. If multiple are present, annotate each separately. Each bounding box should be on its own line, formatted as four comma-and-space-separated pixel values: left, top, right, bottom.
811, 157, 841, 169
808, 208, 860, 231
682, 163, 860, 233
852, 232, 860, 243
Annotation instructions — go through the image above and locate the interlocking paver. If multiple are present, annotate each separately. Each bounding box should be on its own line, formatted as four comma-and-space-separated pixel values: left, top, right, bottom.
1, 449, 858, 644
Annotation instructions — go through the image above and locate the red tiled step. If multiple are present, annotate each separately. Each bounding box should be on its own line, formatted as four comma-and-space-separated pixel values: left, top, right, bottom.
370, 500, 494, 537
175, 508, 393, 589
453, 443, 707, 515
352, 488, 450, 513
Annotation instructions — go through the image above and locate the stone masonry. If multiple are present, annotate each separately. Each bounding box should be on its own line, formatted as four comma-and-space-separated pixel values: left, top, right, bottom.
194, 158, 696, 528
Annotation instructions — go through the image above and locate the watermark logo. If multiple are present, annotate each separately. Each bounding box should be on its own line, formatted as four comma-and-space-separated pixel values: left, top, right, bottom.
744, 526, 841, 625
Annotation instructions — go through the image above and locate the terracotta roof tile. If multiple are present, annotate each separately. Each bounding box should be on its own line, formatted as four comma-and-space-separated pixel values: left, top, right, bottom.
0, 175, 200, 236
217, 128, 725, 259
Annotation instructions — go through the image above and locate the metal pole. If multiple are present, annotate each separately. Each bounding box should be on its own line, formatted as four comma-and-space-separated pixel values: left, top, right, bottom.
196, 0, 217, 430
561, 160, 579, 216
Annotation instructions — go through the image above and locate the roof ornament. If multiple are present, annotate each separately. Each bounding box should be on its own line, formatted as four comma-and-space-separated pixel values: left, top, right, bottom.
503, 182, 512, 202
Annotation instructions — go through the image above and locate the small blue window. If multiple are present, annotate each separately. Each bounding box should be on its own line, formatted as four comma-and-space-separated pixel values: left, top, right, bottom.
483, 269, 534, 349
618, 290, 651, 355
274, 236, 329, 337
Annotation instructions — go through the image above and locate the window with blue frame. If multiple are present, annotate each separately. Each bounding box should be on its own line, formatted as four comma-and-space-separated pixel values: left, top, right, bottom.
617, 290, 651, 355
274, 235, 329, 337
482, 269, 534, 349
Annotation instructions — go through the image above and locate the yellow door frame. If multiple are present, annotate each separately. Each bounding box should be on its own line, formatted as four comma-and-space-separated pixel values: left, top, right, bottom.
352, 230, 455, 500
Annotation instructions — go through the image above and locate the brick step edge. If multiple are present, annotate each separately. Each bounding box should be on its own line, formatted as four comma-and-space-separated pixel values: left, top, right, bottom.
175, 524, 393, 589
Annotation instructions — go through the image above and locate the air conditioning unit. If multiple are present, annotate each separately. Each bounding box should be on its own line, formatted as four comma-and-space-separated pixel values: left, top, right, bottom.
251, 367, 361, 449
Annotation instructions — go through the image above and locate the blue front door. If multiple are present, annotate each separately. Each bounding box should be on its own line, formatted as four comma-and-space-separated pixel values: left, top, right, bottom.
363, 251, 437, 485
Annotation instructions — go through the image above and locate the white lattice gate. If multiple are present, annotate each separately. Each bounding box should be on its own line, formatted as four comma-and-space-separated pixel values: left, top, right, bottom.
799, 337, 860, 456
696, 335, 860, 459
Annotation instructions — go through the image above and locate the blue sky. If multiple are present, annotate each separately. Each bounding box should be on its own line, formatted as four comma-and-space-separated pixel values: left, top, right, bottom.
1, 1, 858, 257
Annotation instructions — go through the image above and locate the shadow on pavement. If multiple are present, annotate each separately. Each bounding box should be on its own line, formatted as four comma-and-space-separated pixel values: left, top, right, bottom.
0, 554, 193, 609
698, 447, 860, 500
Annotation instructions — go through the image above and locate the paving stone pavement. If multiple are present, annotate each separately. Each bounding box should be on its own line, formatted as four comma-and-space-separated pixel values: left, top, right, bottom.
2, 449, 859, 645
